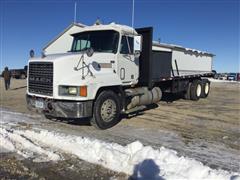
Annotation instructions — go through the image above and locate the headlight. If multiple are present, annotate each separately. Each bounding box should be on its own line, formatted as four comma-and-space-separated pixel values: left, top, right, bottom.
59, 86, 87, 97
59, 86, 78, 96
68, 87, 77, 95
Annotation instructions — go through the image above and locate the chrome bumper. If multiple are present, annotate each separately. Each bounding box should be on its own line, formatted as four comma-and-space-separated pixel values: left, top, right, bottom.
26, 95, 93, 118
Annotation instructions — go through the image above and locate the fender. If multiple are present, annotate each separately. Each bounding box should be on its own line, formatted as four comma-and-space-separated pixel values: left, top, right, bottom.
57, 73, 122, 100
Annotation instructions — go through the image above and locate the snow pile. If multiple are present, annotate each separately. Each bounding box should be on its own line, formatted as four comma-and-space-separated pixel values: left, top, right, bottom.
0, 127, 61, 162
0, 131, 15, 153
208, 78, 240, 83
0, 109, 239, 179
1, 125, 239, 180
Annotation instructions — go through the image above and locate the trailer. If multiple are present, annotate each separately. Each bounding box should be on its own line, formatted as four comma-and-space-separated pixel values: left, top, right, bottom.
26, 23, 214, 129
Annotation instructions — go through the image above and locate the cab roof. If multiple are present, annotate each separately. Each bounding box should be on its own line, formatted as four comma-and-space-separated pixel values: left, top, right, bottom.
71, 23, 138, 36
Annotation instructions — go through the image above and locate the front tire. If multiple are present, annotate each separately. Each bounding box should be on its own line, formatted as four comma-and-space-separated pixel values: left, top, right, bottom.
90, 91, 121, 129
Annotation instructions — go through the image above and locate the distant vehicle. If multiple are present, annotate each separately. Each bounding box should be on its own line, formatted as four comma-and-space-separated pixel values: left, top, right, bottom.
218, 73, 228, 80
227, 73, 237, 81
212, 70, 217, 79
237, 73, 240, 81
10, 66, 28, 79
214, 73, 222, 79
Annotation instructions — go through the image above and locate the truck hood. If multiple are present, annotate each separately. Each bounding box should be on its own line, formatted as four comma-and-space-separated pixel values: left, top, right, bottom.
29, 52, 116, 63
29, 52, 117, 85
30, 52, 81, 61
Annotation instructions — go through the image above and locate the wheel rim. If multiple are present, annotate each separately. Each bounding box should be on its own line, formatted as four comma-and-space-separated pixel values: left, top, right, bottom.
205, 83, 209, 94
100, 99, 117, 122
196, 84, 201, 97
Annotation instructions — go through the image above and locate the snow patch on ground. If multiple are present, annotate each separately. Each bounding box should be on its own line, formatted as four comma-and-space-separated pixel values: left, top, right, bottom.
0, 127, 61, 162
208, 78, 240, 83
0, 132, 15, 153
1, 127, 238, 179
1, 109, 239, 179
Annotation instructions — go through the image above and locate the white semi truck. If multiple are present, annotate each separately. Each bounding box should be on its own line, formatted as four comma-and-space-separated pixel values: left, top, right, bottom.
26, 23, 214, 129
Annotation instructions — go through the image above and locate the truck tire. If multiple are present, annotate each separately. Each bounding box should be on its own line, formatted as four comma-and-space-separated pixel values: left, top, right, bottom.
90, 91, 121, 129
184, 82, 192, 100
201, 80, 210, 98
190, 80, 202, 101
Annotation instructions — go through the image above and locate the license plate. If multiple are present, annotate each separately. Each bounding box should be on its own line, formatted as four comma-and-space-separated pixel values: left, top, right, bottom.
35, 101, 44, 109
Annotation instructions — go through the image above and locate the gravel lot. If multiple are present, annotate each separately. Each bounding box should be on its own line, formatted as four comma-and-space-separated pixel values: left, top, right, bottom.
1, 78, 240, 179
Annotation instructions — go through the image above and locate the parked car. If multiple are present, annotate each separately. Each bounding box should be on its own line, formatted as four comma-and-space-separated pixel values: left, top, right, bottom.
10, 65, 28, 79
212, 70, 218, 79
227, 73, 237, 81
219, 74, 228, 80
237, 73, 240, 81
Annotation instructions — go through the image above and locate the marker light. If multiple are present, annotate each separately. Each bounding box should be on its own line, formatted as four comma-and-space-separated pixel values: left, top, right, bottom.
79, 86, 87, 97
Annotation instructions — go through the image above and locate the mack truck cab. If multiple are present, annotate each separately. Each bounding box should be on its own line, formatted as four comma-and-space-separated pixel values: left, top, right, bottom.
27, 24, 152, 129
26, 23, 213, 129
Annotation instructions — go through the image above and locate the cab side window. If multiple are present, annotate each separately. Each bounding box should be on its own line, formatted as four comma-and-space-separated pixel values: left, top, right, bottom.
120, 36, 133, 54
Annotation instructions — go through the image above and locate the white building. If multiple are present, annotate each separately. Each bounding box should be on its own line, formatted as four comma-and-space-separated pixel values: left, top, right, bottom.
43, 22, 86, 55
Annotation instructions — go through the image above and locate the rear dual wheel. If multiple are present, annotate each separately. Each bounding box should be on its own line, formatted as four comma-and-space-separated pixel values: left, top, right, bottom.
190, 80, 202, 101
200, 80, 210, 98
184, 80, 210, 101
184, 82, 191, 100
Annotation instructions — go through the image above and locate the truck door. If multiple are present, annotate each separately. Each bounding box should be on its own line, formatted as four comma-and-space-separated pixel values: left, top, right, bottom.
117, 35, 139, 85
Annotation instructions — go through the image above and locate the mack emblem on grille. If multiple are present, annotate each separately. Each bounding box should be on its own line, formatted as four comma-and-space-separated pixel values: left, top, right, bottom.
29, 76, 52, 83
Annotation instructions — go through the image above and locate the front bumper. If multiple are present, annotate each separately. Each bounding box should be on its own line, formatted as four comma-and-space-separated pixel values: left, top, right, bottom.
26, 95, 93, 118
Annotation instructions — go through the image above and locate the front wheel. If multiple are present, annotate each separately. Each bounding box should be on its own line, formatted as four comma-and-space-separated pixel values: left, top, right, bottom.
90, 91, 121, 129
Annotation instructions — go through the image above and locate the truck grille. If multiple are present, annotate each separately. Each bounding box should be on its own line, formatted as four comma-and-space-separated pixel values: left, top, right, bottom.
28, 62, 53, 96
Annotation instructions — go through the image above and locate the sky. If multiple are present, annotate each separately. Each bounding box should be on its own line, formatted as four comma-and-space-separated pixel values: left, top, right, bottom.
0, 0, 239, 73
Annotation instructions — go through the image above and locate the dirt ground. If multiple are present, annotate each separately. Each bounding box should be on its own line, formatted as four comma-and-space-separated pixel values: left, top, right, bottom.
0, 153, 127, 180
1, 78, 240, 178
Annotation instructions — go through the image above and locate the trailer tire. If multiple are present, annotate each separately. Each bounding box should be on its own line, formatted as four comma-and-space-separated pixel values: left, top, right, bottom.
190, 80, 202, 101
184, 82, 192, 100
90, 90, 121, 130
201, 80, 210, 98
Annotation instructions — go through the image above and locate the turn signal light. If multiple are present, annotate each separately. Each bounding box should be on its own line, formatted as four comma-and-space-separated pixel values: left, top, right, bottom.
79, 86, 87, 97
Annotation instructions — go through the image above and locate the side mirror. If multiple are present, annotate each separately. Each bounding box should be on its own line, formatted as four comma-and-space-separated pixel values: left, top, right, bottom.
86, 47, 94, 57
134, 35, 142, 53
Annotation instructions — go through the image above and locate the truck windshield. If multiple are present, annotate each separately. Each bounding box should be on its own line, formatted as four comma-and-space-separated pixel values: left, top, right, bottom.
71, 30, 119, 54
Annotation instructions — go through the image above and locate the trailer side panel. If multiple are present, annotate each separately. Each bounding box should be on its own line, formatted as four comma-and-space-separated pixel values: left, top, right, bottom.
172, 50, 213, 76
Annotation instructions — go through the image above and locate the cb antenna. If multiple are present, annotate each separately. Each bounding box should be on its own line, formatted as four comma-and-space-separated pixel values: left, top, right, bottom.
131, 0, 135, 34
74, 2, 77, 23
